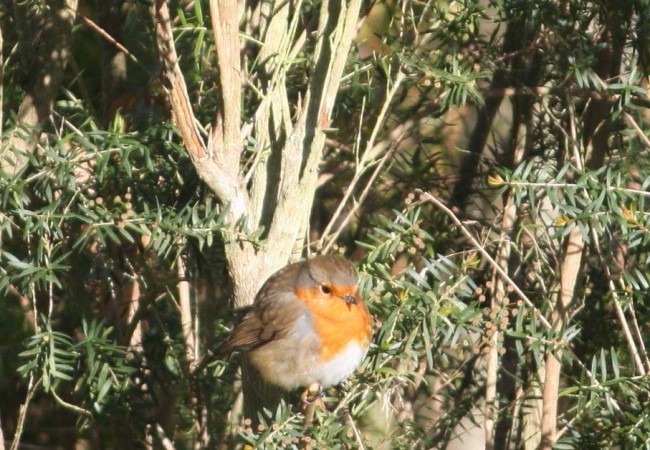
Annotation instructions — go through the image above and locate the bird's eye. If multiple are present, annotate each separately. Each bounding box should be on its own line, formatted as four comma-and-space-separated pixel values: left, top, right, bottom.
320, 285, 332, 295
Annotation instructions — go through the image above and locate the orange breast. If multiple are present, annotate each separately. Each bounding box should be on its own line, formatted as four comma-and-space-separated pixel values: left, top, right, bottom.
296, 286, 372, 362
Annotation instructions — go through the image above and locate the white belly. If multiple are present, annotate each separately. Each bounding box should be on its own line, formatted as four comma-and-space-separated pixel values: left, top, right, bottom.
310, 340, 367, 388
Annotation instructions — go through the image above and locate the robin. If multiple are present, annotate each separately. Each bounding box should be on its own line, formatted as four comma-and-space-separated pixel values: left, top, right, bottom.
220, 255, 373, 391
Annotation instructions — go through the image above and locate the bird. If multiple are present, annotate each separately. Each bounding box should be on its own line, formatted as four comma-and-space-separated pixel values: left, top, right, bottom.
219, 255, 372, 392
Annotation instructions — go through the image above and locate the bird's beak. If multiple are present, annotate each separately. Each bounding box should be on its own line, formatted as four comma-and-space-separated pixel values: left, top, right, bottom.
343, 294, 358, 305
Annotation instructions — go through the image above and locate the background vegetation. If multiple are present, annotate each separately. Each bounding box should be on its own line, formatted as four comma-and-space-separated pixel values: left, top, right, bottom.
2, 0, 650, 449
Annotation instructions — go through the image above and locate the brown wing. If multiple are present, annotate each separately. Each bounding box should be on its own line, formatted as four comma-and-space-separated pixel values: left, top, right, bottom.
218, 261, 307, 354
217, 307, 265, 354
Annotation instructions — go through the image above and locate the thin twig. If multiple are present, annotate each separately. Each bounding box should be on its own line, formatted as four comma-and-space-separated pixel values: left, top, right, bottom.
9, 377, 41, 450
51, 388, 93, 418
624, 111, 650, 149
590, 228, 645, 375
80, 15, 150, 74
319, 71, 405, 250
419, 190, 553, 330
626, 302, 650, 373
322, 130, 405, 254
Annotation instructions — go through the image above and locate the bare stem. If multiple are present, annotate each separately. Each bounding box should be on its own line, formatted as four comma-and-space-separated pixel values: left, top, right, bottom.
177, 255, 196, 361
9, 377, 41, 450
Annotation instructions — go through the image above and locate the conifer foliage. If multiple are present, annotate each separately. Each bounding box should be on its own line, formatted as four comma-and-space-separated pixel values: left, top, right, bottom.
1, 1, 650, 448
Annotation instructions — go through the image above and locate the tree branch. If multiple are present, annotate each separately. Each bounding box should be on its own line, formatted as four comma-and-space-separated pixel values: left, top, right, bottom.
208, 0, 243, 168
265, 0, 363, 254
153, 0, 206, 161
153, 0, 249, 223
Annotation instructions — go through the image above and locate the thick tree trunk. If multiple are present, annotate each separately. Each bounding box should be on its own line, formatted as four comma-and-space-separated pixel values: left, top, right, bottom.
153, 0, 363, 424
